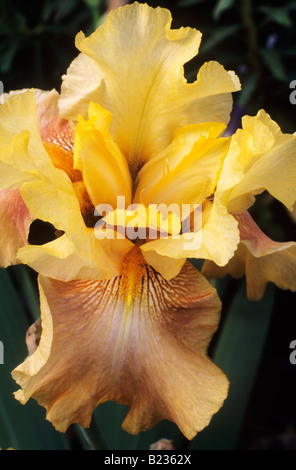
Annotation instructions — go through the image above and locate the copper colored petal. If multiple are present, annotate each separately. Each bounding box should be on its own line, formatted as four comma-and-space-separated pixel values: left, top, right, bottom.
13, 248, 228, 440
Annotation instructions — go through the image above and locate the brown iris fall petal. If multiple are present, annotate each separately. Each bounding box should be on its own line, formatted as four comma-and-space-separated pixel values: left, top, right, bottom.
12, 247, 228, 440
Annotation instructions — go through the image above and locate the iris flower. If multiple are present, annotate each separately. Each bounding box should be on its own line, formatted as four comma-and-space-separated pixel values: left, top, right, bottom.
0, 2, 295, 440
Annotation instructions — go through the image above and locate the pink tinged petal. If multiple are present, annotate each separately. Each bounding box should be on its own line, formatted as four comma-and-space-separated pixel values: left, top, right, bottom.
235, 211, 295, 256
1, 88, 73, 151
203, 211, 296, 300
0, 189, 32, 267
12, 248, 228, 440
35, 91, 81, 183
34, 89, 74, 152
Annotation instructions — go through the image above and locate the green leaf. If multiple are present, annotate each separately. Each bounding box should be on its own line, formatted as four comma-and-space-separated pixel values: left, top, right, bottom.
53, 0, 80, 23
0, 268, 70, 450
258, 6, 293, 28
260, 48, 287, 82
178, 0, 207, 7
238, 73, 259, 107
213, 0, 235, 20
92, 402, 185, 450
41, 0, 60, 22
200, 24, 240, 54
74, 420, 109, 450
189, 280, 275, 450
9, 266, 40, 322
83, 0, 102, 30
0, 41, 19, 74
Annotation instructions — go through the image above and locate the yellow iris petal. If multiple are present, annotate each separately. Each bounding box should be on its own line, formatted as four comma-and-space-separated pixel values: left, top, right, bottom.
60, 2, 240, 172
135, 124, 229, 207
218, 110, 296, 213
0, 90, 132, 280
141, 198, 239, 279
134, 123, 223, 203
101, 204, 181, 238
73, 102, 132, 208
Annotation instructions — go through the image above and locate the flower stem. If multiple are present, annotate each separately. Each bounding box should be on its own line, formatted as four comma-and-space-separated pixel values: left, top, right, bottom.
240, 0, 261, 73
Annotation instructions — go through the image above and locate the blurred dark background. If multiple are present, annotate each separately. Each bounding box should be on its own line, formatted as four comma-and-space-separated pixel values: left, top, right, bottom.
0, 0, 295, 450
1, 0, 296, 132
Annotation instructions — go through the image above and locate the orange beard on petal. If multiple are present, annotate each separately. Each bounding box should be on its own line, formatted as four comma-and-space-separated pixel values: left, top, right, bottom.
43, 142, 82, 183
12, 246, 228, 440
39, 106, 82, 183
119, 245, 147, 305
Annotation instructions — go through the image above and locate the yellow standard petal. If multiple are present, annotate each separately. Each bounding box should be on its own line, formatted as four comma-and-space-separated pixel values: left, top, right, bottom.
134, 122, 228, 207
12, 247, 228, 440
133, 122, 239, 278
73, 102, 132, 208
59, 2, 240, 174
